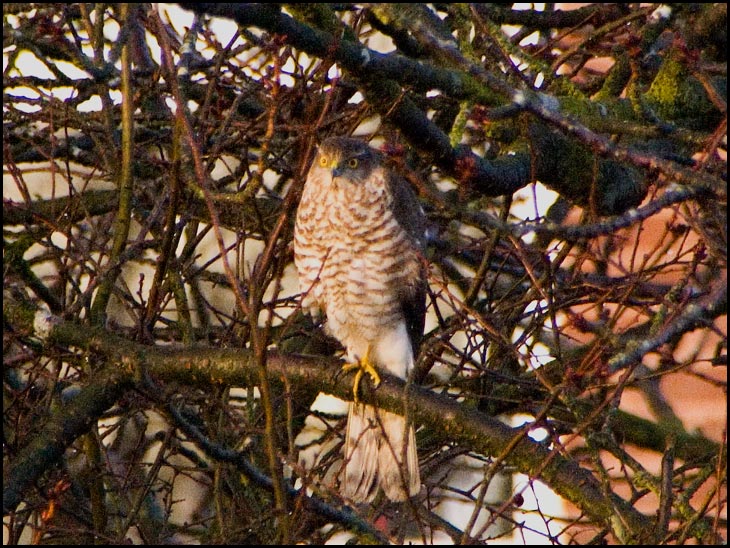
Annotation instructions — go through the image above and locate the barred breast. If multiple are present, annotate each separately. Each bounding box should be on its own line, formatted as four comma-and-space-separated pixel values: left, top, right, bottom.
324, 184, 421, 377
293, 167, 333, 316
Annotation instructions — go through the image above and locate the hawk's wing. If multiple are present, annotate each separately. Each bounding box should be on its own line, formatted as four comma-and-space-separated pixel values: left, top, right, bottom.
387, 170, 428, 355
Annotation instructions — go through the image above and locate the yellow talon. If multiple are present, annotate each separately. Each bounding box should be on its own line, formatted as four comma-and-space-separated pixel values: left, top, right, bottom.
341, 346, 381, 403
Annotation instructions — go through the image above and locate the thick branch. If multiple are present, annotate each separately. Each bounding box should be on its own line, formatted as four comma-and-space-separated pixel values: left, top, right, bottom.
3, 366, 133, 515
4, 318, 656, 538
608, 278, 728, 374
3, 190, 119, 226
472, 4, 633, 30
2, 189, 282, 237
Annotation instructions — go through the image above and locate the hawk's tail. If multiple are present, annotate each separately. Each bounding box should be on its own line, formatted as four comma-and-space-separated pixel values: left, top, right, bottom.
341, 403, 420, 503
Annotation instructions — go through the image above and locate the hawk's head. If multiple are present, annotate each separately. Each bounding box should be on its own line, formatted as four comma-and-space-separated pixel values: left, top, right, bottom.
314, 137, 381, 186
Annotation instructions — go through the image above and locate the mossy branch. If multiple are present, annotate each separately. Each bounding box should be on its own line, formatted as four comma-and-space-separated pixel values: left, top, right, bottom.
1, 317, 659, 539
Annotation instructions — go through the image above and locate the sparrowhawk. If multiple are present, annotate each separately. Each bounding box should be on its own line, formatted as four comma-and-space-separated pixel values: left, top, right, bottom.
293, 136, 426, 503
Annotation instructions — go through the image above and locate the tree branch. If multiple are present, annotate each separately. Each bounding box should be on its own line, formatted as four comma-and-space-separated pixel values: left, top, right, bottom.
3, 366, 134, 515
3, 317, 659, 539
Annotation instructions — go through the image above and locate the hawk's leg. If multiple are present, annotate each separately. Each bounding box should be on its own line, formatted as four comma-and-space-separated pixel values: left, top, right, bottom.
342, 345, 381, 403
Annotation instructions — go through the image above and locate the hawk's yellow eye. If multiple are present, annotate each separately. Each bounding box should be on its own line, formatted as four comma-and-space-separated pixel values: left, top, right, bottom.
347, 158, 359, 169
318, 156, 328, 167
